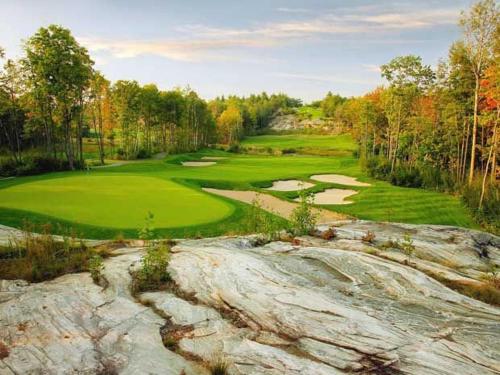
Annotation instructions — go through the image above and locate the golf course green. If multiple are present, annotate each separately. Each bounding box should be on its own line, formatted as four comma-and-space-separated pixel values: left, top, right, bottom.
0, 175, 234, 228
0, 134, 478, 238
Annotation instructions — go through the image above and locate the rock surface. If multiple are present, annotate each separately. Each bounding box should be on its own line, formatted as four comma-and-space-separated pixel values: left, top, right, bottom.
268, 114, 333, 131
1, 221, 499, 374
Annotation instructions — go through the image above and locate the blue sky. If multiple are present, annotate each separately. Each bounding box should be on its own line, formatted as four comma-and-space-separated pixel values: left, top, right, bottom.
0, 0, 472, 102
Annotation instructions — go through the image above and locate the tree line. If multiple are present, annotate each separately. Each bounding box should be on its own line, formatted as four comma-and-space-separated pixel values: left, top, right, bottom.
0, 25, 298, 172
315, 0, 498, 231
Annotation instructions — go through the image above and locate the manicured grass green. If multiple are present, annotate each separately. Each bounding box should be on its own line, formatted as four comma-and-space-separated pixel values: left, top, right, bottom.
0, 175, 234, 228
0, 133, 479, 238
240, 134, 357, 153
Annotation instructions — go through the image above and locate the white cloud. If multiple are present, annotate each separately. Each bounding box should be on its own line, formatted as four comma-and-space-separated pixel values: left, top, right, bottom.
79, 37, 277, 62
362, 64, 381, 73
276, 7, 312, 14
78, 6, 461, 62
273, 72, 380, 85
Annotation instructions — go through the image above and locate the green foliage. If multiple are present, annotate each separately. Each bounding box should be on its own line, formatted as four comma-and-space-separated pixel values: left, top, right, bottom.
132, 244, 171, 293
0, 156, 83, 177
401, 233, 416, 262
138, 211, 156, 241
88, 254, 104, 283
0, 221, 109, 282
245, 196, 284, 239
462, 180, 500, 234
290, 190, 318, 235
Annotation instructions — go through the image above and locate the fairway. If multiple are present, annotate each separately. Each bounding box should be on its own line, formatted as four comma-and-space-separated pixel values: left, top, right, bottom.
0, 175, 234, 229
0, 134, 479, 238
241, 134, 357, 153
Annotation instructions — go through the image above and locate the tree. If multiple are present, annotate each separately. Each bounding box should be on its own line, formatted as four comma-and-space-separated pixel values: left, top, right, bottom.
111, 80, 141, 159
88, 71, 111, 164
22, 25, 93, 169
380, 55, 434, 171
321, 92, 346, 117
217, 105, 243, 145
459, 0, 499, 183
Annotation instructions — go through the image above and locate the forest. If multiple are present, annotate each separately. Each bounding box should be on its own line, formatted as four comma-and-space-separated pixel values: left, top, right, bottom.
0, 0, 498, 232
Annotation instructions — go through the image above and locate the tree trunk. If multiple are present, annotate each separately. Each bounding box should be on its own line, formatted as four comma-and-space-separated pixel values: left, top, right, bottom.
468, 76, 480, 184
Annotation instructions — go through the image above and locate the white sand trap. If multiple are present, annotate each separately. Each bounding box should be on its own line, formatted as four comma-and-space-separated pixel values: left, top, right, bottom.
311, 174, 371, 187
265, 180, 314, 191
182, 161, 216, 167
201, 156, 226, 160
203, 188, 345, 223
299, 188, 358, 205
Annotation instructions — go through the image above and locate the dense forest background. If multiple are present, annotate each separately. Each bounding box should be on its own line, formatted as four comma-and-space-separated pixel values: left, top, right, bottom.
0, 0, 498, 231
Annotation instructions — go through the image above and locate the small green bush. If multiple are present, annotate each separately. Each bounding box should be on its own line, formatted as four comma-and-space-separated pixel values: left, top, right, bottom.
88, 255, 105, 283
132, 245, 171, 293
290, 190, 318, 235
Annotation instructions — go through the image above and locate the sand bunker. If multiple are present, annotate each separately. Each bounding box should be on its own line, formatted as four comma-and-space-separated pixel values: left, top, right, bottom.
201, 156, 226, 160
299, 188, 358, 205
203, 188, 345, 223
182, 161, 216, 167
265, 180, 314, 191
311, 174, 371, 187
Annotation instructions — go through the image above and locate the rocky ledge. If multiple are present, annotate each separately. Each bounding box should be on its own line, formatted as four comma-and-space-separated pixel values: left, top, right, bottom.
1, 221, 499, 374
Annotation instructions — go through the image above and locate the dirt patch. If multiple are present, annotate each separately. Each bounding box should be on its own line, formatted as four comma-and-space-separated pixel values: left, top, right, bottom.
203, 188, 345, 223
181, 161, 216, 167
300, 188, 358, 205
311, 174, 371, 187
265, 180, 314, 191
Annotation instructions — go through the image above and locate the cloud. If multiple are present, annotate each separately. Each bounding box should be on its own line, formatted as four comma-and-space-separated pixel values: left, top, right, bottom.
362, 64, 381, 73
79, 37, 277, 62
276, 7, 312, 14
78, 6, 461, 62
272, 72, 380, 85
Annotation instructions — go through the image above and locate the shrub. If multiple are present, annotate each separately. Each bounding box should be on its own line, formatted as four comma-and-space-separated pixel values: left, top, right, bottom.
138, 211, 156, 242
228, 144, 240, 153
401, 233, 415, 263
0, 221, 110, 282
462, 180, 500, 234
88, 255, 105, 283
135, 148, 151, 159
281, 148, 296, 154
290, 190, 318, 235
0, 155, 79, 177
132, 245, 171, 293
0, 158, 19, 176
245, 196, 283, 239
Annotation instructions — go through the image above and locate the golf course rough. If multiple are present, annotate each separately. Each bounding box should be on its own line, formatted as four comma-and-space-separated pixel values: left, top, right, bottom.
0, 175, 234, 229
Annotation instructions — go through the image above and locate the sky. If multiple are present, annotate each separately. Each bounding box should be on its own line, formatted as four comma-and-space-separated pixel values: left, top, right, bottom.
0, 0, 473, 102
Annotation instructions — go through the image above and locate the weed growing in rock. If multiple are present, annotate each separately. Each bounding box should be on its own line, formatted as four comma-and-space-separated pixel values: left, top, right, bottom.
132, 244, 171, 293
208, 355, 230, 375
88, 255, 105, 284
401, 233, 416, 263
291, 190, 318, 235
0, 221, 111, 282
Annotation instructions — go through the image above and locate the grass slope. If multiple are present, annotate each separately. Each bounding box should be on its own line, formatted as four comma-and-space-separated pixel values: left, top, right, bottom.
240, 134, 357, 154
